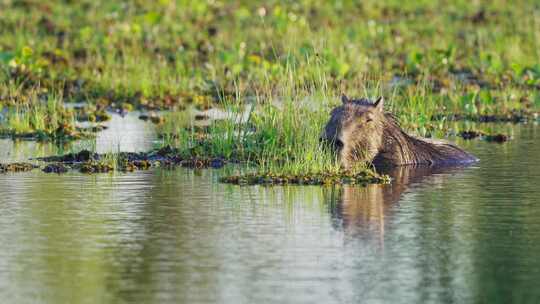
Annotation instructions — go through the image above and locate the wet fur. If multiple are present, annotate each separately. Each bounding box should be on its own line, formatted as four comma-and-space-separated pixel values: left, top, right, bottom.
322, 96, 478, 168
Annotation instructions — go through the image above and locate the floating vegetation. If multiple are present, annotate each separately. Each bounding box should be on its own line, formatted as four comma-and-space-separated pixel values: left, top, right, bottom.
75, 109, 111, 123
3, 143, 387, 186
32, 146, 229, 174
485, 134, 510, 143
139, 112, 169, 124
120, 160, 151, 172
77, 125, 108, 133
0, 162, 37, 173
458, 131, 510, 143
458, 131, 485, 140
79, 162, 114, 174
432, 111, 535, 124
220, 170, 390, 186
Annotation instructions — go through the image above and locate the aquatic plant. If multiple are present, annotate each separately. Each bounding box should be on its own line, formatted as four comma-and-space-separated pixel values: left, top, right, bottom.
221, 169, 390, 186
0, 162, 37, 173
0, 90, 95, 141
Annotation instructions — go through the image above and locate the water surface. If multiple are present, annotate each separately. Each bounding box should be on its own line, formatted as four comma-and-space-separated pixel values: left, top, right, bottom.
0, 113, 157, 162
0, 123, 539, 303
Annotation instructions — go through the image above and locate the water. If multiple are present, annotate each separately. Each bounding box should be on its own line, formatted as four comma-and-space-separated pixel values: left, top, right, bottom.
0, 113, 157, 162
0, 122, 539, 303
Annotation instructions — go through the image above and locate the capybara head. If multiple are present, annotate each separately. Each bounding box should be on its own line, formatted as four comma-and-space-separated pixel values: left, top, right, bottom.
322, 95, 385, 169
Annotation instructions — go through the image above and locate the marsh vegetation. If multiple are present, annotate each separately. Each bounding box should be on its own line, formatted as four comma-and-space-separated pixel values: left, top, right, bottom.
0, 1, 538, 181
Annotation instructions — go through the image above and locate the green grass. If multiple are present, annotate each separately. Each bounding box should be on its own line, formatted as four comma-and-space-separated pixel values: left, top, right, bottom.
0, 90, 80, 139
156, 71, 366, 177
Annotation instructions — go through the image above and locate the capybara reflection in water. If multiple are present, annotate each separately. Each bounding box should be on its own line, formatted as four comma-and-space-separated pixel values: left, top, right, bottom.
321, 95, 478, 168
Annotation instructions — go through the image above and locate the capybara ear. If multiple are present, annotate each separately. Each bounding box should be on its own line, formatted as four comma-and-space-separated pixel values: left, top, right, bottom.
374, 96, 384, 112
341, 94, 350, 104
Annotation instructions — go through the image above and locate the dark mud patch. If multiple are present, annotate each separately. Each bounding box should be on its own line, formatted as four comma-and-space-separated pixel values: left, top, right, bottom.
194, 114, 211, 121
36, 149, 96, 163
42, 163, 69, 173
220, 170, 390, 186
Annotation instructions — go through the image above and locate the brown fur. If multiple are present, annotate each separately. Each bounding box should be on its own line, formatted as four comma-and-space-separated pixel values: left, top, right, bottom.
321, 95, 478, 168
